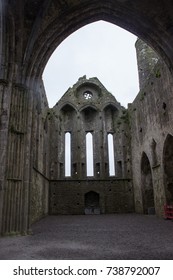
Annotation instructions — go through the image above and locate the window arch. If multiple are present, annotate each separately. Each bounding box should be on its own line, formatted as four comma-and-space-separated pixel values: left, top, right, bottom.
65, 132, 71, 177
108, 133, 115, 176
86, 132, 94, 177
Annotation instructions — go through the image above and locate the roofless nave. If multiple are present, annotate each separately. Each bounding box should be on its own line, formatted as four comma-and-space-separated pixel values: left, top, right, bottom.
1, 0, 173, 235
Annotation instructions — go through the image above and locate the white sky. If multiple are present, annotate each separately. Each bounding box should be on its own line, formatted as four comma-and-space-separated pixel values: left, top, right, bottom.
43, 20, 139, 108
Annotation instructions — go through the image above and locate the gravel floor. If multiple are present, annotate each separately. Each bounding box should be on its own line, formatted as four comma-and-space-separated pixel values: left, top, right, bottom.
0, 214, 173, 260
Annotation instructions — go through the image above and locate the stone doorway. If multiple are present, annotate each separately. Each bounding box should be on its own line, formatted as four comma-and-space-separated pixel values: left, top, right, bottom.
141, 153, 155, 214
84, 191, 100, 214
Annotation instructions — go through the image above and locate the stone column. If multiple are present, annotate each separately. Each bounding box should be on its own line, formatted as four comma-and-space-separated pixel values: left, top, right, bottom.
0, 80, 12, 234
1, 83, 32, 235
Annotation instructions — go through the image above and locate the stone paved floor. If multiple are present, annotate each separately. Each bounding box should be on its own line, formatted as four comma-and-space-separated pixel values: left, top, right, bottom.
0, 214, 173, 260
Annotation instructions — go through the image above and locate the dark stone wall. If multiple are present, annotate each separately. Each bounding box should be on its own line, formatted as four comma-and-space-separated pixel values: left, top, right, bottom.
50, 179, 134, 215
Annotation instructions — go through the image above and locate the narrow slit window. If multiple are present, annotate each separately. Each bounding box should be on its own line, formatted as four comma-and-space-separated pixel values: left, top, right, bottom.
65, 132, 71, 177
108, 133, 115, 176
86, 132, 94, 176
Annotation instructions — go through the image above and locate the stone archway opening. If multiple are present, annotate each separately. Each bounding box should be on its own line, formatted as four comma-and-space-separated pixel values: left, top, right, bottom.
25, 1, 173, 85
84, 191, 100, 214
141, 153, 155, 215
163, 134, 173, 204
43, 21, 139, 108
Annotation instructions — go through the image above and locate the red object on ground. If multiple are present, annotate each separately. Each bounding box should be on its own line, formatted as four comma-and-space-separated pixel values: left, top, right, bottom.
164, 204, 173, 219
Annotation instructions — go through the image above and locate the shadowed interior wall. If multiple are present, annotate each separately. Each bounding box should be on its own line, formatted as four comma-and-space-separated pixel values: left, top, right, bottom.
163, 134, 173, 204
49, 179, 134, 215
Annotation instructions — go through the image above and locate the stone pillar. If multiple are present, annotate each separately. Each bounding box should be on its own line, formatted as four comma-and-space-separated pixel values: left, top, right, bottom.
0, 80, 12, 235
1, 83, 32, 235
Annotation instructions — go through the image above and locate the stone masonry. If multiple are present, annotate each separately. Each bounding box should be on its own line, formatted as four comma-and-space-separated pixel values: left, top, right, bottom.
48, 76, 133, 215
1, 1, 173, 235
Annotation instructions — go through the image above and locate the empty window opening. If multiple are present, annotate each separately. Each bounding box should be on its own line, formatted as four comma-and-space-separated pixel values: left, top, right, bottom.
83, 90, 93, 100
108, 133, 115, 176
86, 132, 94, 177
65, 132, 71, 177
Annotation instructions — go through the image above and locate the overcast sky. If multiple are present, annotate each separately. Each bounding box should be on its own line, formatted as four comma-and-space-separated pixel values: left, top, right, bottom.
43, 20, 139, 108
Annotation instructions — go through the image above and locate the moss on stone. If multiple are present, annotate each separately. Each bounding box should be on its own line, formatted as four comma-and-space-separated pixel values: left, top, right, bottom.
155, 69, 161, 78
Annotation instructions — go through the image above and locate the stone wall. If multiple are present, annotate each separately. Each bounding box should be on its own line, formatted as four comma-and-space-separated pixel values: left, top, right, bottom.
49, 76, 131, 180
30, 169, 49, 224
2, 0, 173, 235
48, 77, 133, 215
50, 179, 134, 215
30, 80, 50, 225
130, 59, 173, 216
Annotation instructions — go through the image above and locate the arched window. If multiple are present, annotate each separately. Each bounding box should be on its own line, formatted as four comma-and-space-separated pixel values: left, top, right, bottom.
65, 132, 71, 177
86, 132, 94, 176
108, 133, 115, 176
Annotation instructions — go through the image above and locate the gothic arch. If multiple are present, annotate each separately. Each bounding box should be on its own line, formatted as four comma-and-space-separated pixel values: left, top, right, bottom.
76, 82, 101, 94
60, 103, 77, 128
22, 1, 173, 84
103, 104, 118, 131
60, 103, 77, 113
80, 105, 98, 113
84, 191, 100, 214
163, 134, 173, 203
102, 103, 119, 112
141, 152, 155, 214
81, 106, 98, 124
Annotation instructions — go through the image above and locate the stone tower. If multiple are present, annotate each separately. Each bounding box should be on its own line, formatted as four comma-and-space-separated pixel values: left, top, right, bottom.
135, 39, 159, 89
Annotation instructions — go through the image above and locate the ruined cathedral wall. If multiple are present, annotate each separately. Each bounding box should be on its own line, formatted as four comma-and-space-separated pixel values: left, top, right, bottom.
130, 60, 173, 216
48, 77, 134, 215
30, 80, 50, 224
0, 3, 28, 234
50, 180, 134, 215
0, 1, 50, 234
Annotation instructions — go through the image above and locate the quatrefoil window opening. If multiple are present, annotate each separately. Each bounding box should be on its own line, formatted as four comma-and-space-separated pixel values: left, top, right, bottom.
83, 91, 93, 100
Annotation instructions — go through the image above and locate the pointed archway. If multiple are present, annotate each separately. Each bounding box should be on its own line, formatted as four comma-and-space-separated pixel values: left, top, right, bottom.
84, 191, 100, 214
141, 152, 155, 214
